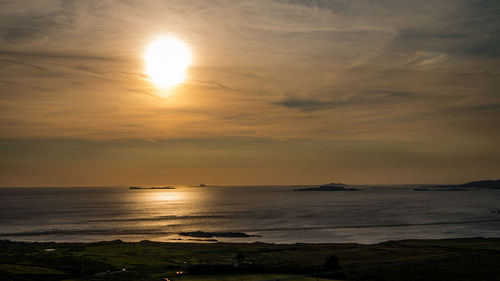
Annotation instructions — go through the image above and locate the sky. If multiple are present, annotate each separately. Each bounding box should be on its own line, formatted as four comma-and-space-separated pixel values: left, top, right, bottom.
0, 0, 499, 186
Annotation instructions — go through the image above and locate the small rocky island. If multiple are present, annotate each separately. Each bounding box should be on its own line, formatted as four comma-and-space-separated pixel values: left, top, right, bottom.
294, 182, 360, 191
188, 184, 221, 187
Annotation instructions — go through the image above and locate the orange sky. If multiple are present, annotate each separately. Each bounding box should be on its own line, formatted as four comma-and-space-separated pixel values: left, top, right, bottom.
0, 0, 499, 186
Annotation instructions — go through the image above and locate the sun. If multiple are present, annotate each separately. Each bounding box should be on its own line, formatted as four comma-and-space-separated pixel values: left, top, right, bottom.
144, 36, 192, 89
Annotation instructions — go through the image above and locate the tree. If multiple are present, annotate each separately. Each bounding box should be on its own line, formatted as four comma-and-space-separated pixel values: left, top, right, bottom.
235, 251, 245, 263
323, 255, 345, 279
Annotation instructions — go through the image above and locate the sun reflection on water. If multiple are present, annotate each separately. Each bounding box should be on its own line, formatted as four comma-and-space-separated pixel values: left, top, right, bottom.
140, 188, 189, 202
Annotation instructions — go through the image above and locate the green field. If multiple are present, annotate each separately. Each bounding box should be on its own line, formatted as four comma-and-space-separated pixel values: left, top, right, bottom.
1, 238, 499, 280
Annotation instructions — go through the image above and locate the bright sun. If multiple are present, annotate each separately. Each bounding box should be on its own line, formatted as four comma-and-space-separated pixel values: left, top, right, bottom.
144, 36, 192, 89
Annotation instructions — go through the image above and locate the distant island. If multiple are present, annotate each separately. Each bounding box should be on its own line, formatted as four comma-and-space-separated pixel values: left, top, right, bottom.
129, 186, 175, 190
294, 182, 360, 191
437, 179, 500, 189
188, 184, 221, 187
414, 179, 500, 191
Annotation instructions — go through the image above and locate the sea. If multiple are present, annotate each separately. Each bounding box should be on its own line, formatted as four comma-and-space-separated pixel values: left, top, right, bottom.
1, 185, 499, 244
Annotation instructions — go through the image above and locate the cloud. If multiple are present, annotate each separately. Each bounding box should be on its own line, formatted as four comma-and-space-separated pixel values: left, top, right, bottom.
0, 2, 69, 45
275, 90, 416, 111
275, 97, 335, 111
0, 50, 119, 61
0, 0, 498, 143
407, 51, 447, 66
467, 30, 500, 57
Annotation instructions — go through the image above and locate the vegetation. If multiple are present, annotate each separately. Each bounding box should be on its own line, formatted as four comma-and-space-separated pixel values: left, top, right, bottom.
0, 238, 499, 280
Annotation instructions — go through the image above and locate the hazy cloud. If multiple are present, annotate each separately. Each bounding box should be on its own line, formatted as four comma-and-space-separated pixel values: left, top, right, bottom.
276, 90, 417, 111
275, 97, 334, 111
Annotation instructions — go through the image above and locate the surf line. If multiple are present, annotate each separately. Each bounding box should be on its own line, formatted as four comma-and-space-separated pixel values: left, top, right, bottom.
239, 218, 500, 233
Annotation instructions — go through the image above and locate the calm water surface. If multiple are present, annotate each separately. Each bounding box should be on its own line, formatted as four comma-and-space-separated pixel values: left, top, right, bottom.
1, 186, 499, 244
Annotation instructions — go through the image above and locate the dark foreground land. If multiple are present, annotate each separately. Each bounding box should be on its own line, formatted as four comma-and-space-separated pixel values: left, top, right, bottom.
1, 238, 500, 281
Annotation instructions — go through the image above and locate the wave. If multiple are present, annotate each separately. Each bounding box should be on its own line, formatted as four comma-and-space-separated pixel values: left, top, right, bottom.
0, 229, 176, 237
2, 218, 499, 238
239, 218, 500, 232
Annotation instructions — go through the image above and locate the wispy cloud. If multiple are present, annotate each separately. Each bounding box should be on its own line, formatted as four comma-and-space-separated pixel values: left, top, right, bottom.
275, 90, 417, 111
0, 50, 120, 61
0, 0, 498, 142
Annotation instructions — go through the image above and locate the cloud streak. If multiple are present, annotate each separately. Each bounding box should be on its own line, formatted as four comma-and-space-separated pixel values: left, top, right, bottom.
0, 0, 498, 141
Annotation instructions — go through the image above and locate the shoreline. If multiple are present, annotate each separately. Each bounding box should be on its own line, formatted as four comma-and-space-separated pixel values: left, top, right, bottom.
3, 233, 500, 245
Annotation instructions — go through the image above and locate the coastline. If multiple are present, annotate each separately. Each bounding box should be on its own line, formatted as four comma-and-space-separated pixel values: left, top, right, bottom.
1, 237, 499, 280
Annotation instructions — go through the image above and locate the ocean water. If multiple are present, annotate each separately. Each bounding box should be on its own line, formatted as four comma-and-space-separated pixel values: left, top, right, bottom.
0, 186, 499, 244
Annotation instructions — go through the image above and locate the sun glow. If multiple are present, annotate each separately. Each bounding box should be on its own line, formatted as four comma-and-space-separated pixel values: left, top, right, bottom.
144, 36, 192, 89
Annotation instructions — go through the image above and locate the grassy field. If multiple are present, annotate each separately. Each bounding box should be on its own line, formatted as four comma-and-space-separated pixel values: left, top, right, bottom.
175, 273, 335, 281
1, 238, 499, 280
